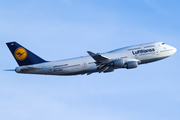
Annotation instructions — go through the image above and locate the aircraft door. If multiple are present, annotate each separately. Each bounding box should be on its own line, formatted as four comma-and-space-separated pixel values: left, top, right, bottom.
156, 44, 159, 55
82, 61, 87, 70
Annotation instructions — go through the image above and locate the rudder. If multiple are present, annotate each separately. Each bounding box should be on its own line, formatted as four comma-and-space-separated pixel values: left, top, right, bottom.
6, 42, 47, 66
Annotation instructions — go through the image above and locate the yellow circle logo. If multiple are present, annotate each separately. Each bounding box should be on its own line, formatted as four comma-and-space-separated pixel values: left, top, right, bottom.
14, 47, 27, 61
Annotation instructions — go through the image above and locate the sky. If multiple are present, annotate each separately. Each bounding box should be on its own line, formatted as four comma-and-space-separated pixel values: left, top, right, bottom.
0, 0, 180, 120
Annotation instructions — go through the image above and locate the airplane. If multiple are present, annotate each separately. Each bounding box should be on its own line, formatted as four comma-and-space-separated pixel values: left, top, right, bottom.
6, 41, 177, 76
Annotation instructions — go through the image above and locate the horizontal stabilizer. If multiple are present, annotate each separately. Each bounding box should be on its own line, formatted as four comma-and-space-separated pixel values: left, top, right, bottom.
4, 69, 15, 71
21, 67, 42, 70
15, 66, 42, 73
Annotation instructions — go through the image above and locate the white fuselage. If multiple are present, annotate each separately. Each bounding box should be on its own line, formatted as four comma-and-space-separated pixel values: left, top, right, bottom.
15, 42, 177, 76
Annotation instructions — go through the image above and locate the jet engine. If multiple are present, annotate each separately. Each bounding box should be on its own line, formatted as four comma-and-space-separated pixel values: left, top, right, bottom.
109, 59, 125, 68
124, 61, 138, 69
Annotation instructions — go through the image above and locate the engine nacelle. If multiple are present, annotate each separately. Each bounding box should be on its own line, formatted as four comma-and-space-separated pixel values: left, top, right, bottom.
111, 59, 125, 68
124, 61, 138, 69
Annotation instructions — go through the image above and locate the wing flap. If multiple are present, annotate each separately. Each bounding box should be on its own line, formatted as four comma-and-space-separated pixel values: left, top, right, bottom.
98, 66, 109, 73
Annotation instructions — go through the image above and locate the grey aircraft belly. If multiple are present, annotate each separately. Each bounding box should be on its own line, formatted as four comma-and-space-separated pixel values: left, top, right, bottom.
6, 42, 177, 76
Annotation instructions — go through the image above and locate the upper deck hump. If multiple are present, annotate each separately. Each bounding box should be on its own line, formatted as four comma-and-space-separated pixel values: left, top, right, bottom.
107, 42, 162, 53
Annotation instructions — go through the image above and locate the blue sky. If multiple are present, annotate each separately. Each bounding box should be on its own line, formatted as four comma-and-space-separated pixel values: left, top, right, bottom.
0, 0, 180, 120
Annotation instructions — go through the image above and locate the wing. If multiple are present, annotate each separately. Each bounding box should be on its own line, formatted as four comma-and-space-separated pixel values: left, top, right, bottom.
86, 51, 140, 75
87, 51, 110, 63
87, 51, 113, 74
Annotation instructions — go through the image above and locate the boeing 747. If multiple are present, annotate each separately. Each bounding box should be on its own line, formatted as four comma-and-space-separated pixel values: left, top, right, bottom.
6, 42, 177, 76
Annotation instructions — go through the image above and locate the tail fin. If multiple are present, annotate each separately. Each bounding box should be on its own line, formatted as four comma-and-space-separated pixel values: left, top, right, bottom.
6, 42, 47, 66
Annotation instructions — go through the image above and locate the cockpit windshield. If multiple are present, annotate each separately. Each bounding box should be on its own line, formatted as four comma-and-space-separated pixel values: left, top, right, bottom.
162, 43, 165, 45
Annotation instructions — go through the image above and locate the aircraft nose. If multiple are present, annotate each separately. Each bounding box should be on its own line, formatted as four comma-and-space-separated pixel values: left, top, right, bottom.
172, 46, 177, 54
174, 47, 177, 53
